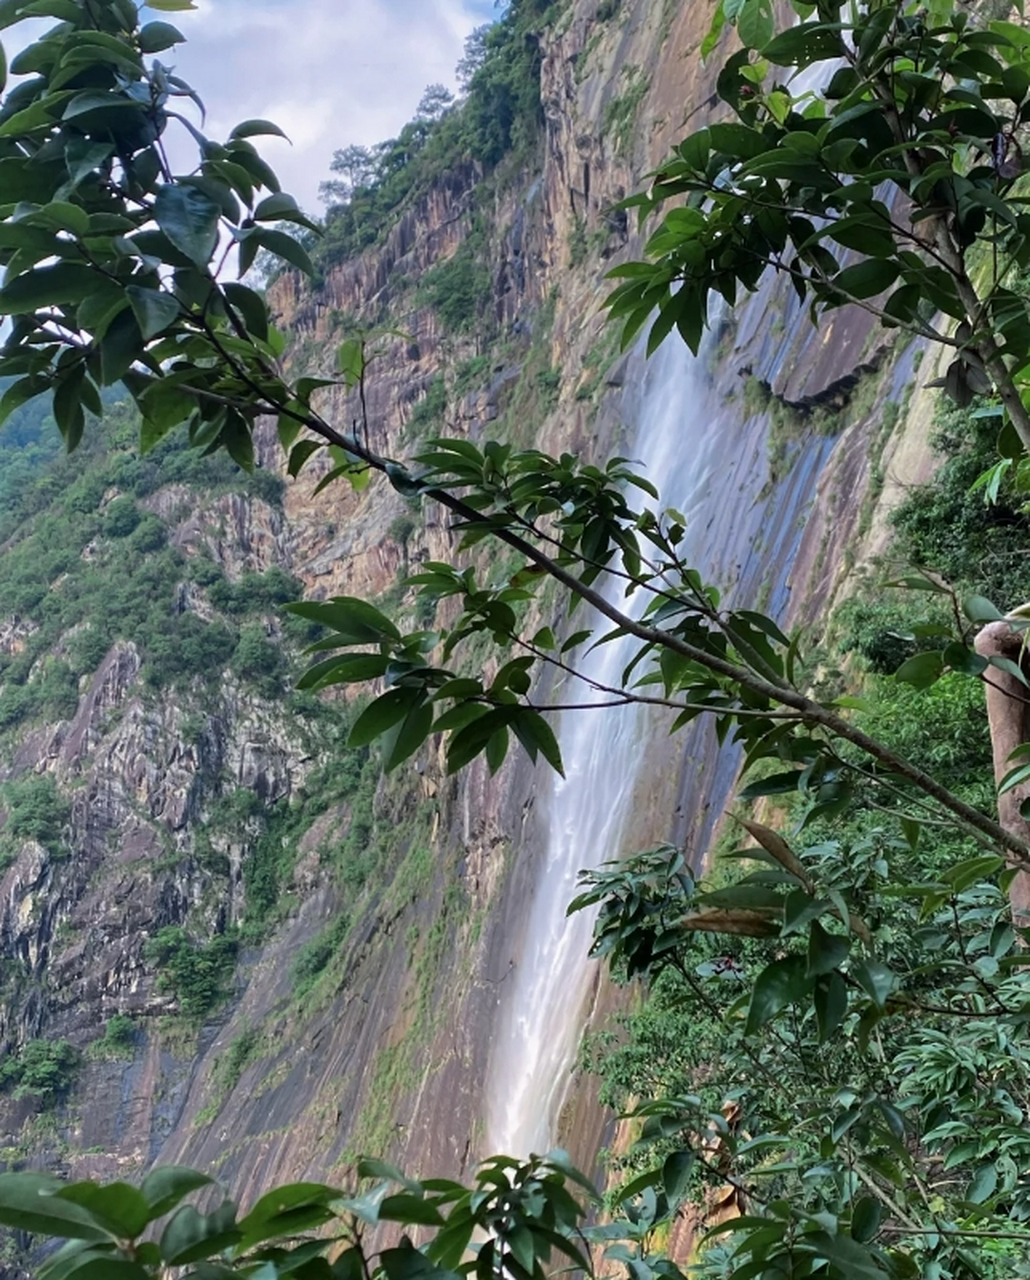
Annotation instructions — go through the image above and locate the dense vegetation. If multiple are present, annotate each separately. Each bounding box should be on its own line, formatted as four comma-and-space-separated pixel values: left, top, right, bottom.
0, 397, 295, 736
312, 0, 558, 275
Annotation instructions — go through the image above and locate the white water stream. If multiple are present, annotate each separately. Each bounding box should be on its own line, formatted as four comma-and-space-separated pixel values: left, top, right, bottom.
484, 335, 738, 1158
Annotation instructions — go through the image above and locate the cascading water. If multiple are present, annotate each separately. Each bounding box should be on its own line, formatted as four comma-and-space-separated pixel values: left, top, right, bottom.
483, 287, 841, 1160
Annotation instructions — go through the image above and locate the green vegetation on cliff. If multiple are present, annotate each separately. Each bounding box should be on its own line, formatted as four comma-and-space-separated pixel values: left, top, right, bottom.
314, 0, 559, 274
6, 1, 1030, 1279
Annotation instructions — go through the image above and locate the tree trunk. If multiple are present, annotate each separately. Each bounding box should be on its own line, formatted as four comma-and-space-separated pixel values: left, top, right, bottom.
974, 621, 1030, 924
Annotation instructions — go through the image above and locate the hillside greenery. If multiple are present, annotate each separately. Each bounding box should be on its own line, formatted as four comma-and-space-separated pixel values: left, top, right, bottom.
0, 397, 292, 737
4, 1, 1030, 1280
312, 0, 559, 277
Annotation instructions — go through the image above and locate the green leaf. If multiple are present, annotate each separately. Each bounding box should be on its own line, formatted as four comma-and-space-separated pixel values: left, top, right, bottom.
221, 411, 254, 472
297, 653, 391, 691
941, 854, 1004, 891
126, 287, 180, 340
999, 760, 1030, 796
745, 955, 812, 1036
963, 594, 1004, 622
99, 309, 144, 386
349, 689, 422, 749
447, 707, 517, 774
138, 21, 184, 52
154, 184, 220, 268
739, 769, 803, 799
834, 258, 899, 300
804, 1230, 889, 1279
253, 192, 302, 221
381, 1241, 460, 1280
851, 959, 895, 1008
942, 641, 988, 676
235, 1182, 340, 1252
0, 1172, 112, 1241
138, 380, 195, 449
807, 920, 850, 977
662, 1150, 694, 1205
851, 1196, 882, 1244
337, 337, 364, 387
230, 119, 289, 140
288, 438, 323, 477
737, 0, 774, 48
379, 1194, 445, 1227
223, 282, 268, 341
0, 376, 47, 427
38, 200, 89, 236
140, 1167, 213, 1220
286, 597, 400, 644
55, 1183, 152, 1240
53, 366, 85, 449
159, 1201, 240, 1266
244, 227, 313, 276
0, 261, 96, 313
894, 650, 944, 689
381, 699, 434, 772
510, 709, 564, 775
966, 1163, 998, 1205
813, 971, 847, 1041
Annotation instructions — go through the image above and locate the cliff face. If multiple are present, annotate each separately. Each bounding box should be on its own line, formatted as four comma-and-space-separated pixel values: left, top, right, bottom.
0, 0, 916, 1237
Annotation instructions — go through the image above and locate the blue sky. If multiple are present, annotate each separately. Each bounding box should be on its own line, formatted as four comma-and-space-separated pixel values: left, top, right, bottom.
163, 0, 497, 211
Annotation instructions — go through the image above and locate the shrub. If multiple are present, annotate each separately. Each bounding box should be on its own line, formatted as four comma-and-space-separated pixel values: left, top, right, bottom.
891, 400, 1030, 605
101, 497, 140, 539
2, 775, 70, 855
0, 1039, 80, 1104
94, 1014, 136, 1058
232, 622, 287, 697
215, 1025, 261, 1094
67, 625, 112, 676
127, 514, 166, 554
417, 237, 492, 333
292, 913, 351, 996
143, 927, 238, 1021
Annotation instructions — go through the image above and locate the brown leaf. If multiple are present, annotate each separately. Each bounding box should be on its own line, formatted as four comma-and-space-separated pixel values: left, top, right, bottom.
740, 819, 814, 891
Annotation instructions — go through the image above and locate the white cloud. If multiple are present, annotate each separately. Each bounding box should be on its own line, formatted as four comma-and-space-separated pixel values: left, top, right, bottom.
160, 0, 496, 211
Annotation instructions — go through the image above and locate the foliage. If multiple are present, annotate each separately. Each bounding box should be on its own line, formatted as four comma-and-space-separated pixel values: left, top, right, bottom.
231, 622, 288, 698
0, 1152, 597, 1280
215, 1026, 261, 1095
0, 399, 303, 733
4, 3, 1030, 1280
143, 927, 238, 1023
571, 833, 1030, 1278
314, 0, 557, 273
93, 1014, 136, 1059
890, 401, 1030, 606
291, 912, 351, 996
606, 0, 1030, 460
0, 1040, 79, 1106
1, 775, 70, 858
417, 233, 492, 334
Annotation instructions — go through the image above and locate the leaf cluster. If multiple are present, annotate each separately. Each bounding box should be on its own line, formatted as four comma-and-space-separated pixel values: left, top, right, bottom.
0, 1152, 598, 1280
607, 0, 1030, 433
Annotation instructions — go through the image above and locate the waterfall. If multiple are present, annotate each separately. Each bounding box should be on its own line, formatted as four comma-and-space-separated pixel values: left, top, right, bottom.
484, 332, 759, 1158
482, 277, 843, 1158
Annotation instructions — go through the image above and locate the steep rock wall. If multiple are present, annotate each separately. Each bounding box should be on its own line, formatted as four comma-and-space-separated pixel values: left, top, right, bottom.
0, 0, 914, 1235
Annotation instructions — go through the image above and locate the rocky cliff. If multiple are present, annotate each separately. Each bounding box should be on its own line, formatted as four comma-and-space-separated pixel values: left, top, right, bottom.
0, 0, 920, 1256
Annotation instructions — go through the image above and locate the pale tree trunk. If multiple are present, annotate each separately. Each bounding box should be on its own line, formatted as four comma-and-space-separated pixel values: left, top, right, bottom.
974, 622, 1030, 925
